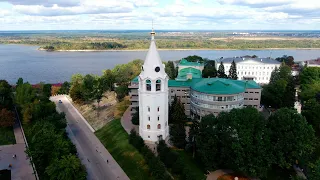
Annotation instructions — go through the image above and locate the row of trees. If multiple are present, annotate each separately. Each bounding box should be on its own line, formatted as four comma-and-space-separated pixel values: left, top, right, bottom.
69, 59, 143, 103
0, 80, 15, 127
202, 61, 237, 80
129, 130, 171, 180
15, 78, 87, 180
188, 107, 317, 179
32, 38, 320, 51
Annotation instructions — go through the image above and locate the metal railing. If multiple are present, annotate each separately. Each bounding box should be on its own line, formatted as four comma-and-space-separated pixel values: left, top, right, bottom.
14, 106, 39, 180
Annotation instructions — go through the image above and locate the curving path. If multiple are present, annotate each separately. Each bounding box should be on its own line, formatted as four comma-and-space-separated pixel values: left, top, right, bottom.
51, 95, 129, 180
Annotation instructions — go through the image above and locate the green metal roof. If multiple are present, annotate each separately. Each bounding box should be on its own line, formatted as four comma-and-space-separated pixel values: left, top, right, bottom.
131, 76, 139, 83
179, 59, 203, 66
168, 79, 194, 87
176, 67, 202, 81
191, 78, 246, 94
131, 76, 261, 94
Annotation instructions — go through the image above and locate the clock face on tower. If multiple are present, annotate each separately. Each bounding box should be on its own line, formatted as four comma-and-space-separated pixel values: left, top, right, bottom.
155, 66, 160, 72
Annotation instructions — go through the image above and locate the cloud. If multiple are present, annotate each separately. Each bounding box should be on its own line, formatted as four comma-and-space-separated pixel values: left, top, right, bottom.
216, 0, 292, 8
13, 2, 134, 16
0, 0, 81, 7
189, 0, 202, 3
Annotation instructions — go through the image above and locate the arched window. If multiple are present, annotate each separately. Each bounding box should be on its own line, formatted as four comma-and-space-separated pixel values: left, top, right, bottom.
147, 125, 150, 130
146, 80, 151, 91
148, 106, 150, 112
157, 107, 159, 112
156, 80, 161, 91
157, 116, 160, 121
157, 124, 161, 129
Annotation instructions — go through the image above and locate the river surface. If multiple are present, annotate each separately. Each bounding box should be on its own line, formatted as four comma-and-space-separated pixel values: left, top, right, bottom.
0, 44, 319, 84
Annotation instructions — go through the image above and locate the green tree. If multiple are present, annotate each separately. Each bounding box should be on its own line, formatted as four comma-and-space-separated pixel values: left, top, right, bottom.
69, 82, 84, 102
70, 74, 83, 85
308, 159, 320, 180
93, 77, 104, 109
45, 154, 86, 180
58, 81, 71, 94
41, 84, 52, 99
267, 108, 316, 169
16, 77, 24, 87
302, 98, 320, 135
82, 74, 96, 100
165, 61, 177, 79
262, 64, 295, 108
112, 59, 143, 85
0, 80, 13, 108
101, 69, 115, 91
15, 83, 36, 107
170, 123, 186, 149
170, 97, 187, 124
276, 55, 295, 67
183, 55, 204, 63
115, 85, 129, 101
228, 60, 237, 80
131, 107, 139, 125
202, 61, 217, 78
217, 62, 227, 78
0, 108, 15, 127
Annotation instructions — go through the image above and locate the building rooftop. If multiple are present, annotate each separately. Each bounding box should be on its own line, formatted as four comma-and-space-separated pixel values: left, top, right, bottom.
175, 67, 202, 81
168, 79, 194, 87
305, 58, 320, 65
191, 78, 246, 94
179, 59, 204, 66
217, 57, 281, 65
132, 76, 261, 94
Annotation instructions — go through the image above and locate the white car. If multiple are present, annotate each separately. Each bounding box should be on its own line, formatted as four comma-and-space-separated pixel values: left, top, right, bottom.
59, 100, 62, 104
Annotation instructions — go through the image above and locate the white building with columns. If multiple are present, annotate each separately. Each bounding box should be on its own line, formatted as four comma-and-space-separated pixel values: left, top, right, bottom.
138, 30, 169, 143
216, 57, 281, 84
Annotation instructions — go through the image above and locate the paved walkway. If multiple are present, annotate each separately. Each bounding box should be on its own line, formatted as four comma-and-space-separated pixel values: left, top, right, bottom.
51, 95, 129, 180
0, 117, 36, 180
206, 169, 233, 180
120, 107, 138, 134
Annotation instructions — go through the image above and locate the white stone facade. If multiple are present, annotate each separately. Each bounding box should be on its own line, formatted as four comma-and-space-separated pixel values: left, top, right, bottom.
138, 32, 169, 143
217, 57, 281, 84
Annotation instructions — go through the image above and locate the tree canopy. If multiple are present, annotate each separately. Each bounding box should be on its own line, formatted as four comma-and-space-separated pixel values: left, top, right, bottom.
202, 60, 217, 78
228, 60, 237, 80
262, 64, 295, 108
275, 55, 295, 67
165, 61, 178, 79
183, 55, 204, 63
217, 62, 227, 78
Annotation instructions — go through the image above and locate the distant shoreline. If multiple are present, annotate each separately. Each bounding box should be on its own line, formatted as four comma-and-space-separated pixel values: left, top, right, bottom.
37, 47, 320, 52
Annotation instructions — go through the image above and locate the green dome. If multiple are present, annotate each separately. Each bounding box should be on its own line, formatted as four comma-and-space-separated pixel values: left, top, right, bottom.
191, 78, 245, 94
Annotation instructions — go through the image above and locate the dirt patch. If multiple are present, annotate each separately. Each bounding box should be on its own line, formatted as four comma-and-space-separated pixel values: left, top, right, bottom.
71, 91, 118, 130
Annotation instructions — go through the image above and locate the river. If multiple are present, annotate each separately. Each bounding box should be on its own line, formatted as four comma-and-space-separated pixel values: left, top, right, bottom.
0, 44, 319, 84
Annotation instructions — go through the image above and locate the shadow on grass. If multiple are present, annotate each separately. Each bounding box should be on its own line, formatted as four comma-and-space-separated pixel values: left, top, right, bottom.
95, 119, 152, 180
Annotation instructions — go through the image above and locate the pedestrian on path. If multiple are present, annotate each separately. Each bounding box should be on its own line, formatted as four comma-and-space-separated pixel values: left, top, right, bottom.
107, 160, 109, 164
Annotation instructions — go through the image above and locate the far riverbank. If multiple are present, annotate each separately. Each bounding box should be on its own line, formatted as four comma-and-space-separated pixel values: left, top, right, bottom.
38, 47, 320, 52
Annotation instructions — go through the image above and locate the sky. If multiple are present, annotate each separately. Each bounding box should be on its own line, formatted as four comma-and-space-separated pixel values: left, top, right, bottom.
0, 0, 319, 30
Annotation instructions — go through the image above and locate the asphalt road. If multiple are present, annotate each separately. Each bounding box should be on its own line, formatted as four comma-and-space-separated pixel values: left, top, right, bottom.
51, 95, 129, 180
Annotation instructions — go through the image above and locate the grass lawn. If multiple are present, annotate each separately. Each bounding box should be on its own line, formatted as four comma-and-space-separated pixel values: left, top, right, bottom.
0, 127, 15, 145
95, 119, 152, 180
174, 150, 206, 180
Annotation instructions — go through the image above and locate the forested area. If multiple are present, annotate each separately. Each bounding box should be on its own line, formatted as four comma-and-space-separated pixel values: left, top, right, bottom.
0, 80, 16, 145
14, 79, 86, 179
2, 34, 320, 50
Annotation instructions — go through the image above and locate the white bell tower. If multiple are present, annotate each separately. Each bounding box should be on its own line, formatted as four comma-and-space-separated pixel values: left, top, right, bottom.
138, 29, 169, 143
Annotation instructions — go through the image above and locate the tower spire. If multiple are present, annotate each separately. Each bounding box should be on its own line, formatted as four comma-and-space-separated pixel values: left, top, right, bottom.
150, 20, 155, 40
